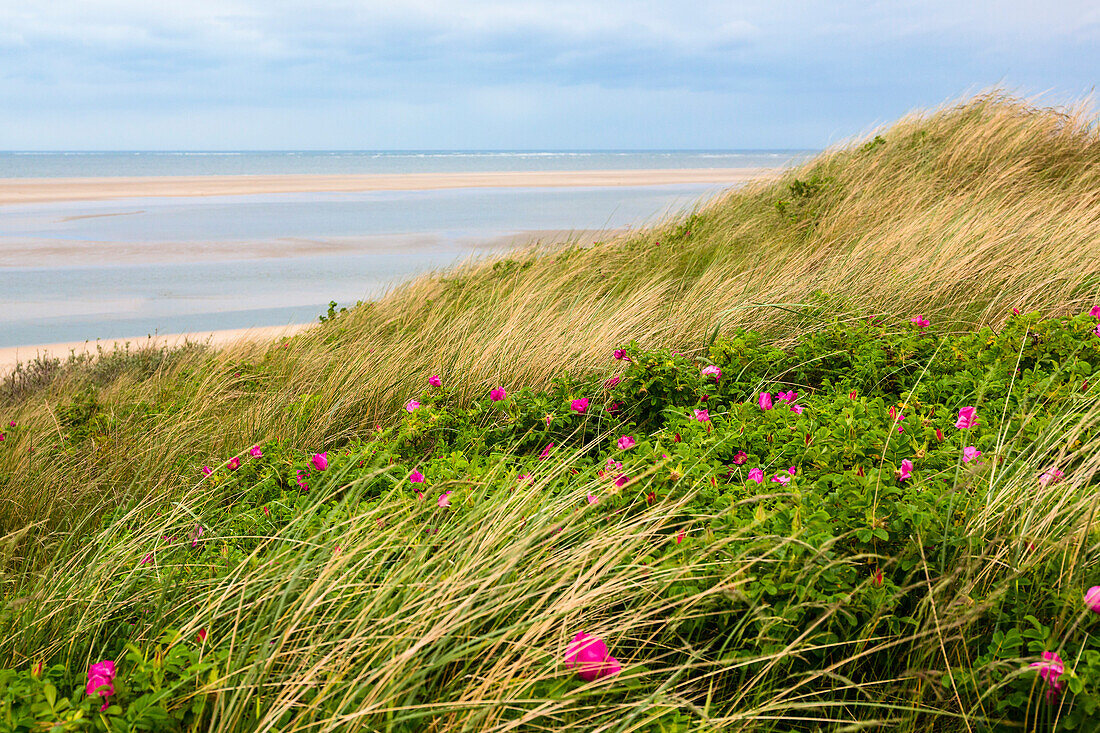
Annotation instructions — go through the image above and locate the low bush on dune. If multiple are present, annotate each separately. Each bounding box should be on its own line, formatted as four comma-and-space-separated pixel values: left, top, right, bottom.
3, 308, 1099, 731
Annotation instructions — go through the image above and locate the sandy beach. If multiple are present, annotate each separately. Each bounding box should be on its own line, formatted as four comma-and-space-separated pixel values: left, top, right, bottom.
0, 324, 311, 375
0, 168, 770, 205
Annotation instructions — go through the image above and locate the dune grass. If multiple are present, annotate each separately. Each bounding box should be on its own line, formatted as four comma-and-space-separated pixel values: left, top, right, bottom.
1, 91, 1099, 731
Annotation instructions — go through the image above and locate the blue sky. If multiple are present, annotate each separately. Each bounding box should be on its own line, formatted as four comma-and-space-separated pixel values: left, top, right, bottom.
0, 1, 1096, 150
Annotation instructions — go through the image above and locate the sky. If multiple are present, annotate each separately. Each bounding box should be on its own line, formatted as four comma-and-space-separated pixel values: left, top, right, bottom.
0, 1, 1097, 150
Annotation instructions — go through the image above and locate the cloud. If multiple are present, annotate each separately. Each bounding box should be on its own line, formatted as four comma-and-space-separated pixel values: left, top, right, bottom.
0, 0, 1096, 148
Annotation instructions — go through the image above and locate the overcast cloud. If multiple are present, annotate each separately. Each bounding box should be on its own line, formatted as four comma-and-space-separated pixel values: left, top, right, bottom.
0, 1, 1095, 149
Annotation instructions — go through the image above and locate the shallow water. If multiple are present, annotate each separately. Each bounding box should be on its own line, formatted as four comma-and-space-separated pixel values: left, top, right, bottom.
0, 183, 731, 347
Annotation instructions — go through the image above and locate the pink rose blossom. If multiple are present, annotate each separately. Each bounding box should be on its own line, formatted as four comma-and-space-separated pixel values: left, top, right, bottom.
776, 390, 798, 403
517, 473, 533, 484
201, 466, 213, 476
1084, 586, 1100, 613
614, 474, 630, 488
405, 399, 421, 413
1039, 468, 1064, 487
787, 466, 797, 475
1090, 306, 1100, 318
604, 376, 621, 389
190, 524, 204, 548
1029, 651, 1065, 703
747, 467, 764, 484
613, 349, 629, 361
693, 408, 710, 422
955, 406, 977, 430
249, 445, 263, 458
790, 404, 805, 415
616, 436, 636, 450
571, 398, 589, 414
311, 452, 328, 471
409, 469, 425, 483
438, 491, 452, 507
586, 493, 599, 505
544, 413, 554, 426
910, 316, 930, 329
732, 450, 747, 465
86, 660, 117, 712
758, 392, 773, 411
701, 365, 721, 382
564, 632, 621, 682
141, 552, 153, 566
490, 387, 507, 402
896, 459, 913, 481
963, 446, 981, 463
428, 374, 442, 387
227, 457, 240, 471
539, 443, 554, 460
770, 473, 790, 484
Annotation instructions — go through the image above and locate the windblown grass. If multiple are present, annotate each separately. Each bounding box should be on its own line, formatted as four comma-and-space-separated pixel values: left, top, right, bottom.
1, 91, 1099, 731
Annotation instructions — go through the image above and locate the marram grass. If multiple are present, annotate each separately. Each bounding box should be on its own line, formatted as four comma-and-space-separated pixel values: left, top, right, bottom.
0, 92, 1099, 731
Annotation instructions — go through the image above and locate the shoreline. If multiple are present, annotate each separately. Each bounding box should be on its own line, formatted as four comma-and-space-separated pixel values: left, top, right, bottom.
0, 167, 772, 205
0, 324, 311, 376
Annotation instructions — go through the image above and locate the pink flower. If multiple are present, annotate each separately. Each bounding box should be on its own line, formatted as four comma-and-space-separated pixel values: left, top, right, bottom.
770, 473, 790, 484
963, 446, 981, 463
604, 376, 621, 389
605, 457, 623, 472
438, 491, 452, 507
197, 628, 208, 643
790, 403, 804, 415
0, 433, 4, 442
539, 442, 554, 460
701, 365, 721, 382
564, 632, 621, 682
85, 660, 116, 712
405, 399, 421, 413
614, 474, 630, 488
311, 452, 328, 471
758, 392, 773, 411
409, 469, 425, 483
616, 436, 636, 450
732, 450, 747, 465
775, 390, 798, 403
249, 445, 263, 458
747, 467, 764, 484
517, 473, 533, 484
910, 316, 930, 329
693, 408, 710, 422
896, 459, 913, 482
1030, 651, 1065, 702
1094, 323, 1100, 338
571, 398, 589, 414
227, 457, 240, 471
1039, 468, 1064, 487
190, 524, 204, 548
201, 465, 213, 476
676, 530, 685, 544
428, 374, 442, 387
586, 493, 599, 505
787, 466, 797, 475
141, 552, 153, 566
935, 428, 944, 442
490, 387, 507, 402
613, 349, 629, 361
7, 421, 13, 427
1090, 306, 1100, 318
955, 406, 977, 430
1085, 586, 1100, 613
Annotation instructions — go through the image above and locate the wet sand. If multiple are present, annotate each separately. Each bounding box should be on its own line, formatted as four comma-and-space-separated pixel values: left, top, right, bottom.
0, 168, 771, 205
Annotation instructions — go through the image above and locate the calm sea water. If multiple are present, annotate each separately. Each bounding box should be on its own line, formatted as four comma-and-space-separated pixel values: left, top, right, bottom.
0, 150, 809, 178
0, 151, 809, 349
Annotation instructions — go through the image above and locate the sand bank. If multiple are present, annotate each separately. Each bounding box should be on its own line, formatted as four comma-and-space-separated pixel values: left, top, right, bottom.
0, 324, 311, 376
0, 168, 771, 205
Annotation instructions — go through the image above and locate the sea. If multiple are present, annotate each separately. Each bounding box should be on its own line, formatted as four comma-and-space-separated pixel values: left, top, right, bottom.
0, 151, 810, 348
